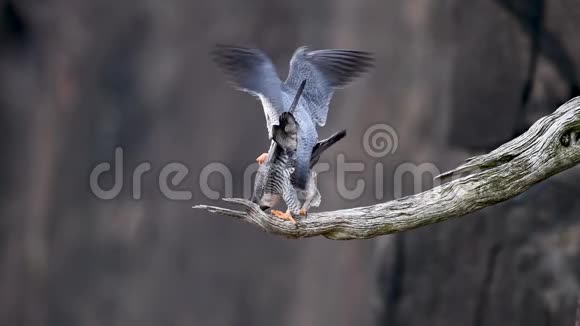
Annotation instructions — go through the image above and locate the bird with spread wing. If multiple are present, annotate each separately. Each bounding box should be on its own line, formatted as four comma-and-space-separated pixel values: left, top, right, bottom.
212, 45, 373, 190
251, 80, 347, 223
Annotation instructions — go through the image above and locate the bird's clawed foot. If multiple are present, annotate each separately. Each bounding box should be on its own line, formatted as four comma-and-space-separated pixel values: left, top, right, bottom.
256, 153, 269, 165
299, 209, 307, 216
271, 209, 296, 224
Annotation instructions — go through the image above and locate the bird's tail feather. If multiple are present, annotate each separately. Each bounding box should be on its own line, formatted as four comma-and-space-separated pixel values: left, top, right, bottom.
310, 130, 347, 168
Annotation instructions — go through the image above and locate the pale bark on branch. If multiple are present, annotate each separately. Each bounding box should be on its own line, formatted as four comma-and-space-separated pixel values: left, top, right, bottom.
194, 97, 580, 240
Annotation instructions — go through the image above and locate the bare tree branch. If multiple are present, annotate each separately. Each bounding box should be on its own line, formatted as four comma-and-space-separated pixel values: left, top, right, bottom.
194, 97, 580, 240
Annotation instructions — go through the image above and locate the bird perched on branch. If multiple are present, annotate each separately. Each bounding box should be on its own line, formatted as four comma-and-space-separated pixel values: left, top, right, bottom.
251, 80, 347, 223
212, 44, 373, 190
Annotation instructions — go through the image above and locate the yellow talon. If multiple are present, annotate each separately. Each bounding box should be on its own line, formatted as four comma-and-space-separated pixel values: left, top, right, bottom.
271, 209, 296, 224
299, 209, 307, 216
256, 153, 269, 165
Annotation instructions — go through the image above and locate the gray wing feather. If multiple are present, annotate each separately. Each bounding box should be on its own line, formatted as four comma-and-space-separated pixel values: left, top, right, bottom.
284, 47, 374, 126
292, 128, 346, 189
212, 45, 285, 131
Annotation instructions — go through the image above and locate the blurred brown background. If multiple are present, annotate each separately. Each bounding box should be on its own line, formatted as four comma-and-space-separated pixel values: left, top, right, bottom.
1, 0, 579, 325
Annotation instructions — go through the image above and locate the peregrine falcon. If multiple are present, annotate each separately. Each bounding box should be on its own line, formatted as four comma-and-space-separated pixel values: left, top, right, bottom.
212, 45, 373, 190
251, 81, 347, 223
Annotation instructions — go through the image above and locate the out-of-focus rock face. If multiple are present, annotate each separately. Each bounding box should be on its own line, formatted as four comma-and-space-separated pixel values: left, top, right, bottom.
374, 1, 580, 325
0, 1, 378, 326
449, 0, 533, 150
373, 181, 580, 326
0, 0, 578, 326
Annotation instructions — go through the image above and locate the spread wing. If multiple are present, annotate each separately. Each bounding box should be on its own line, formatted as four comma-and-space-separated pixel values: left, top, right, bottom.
212, 45, 285, 131
284, 47, 374, 126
